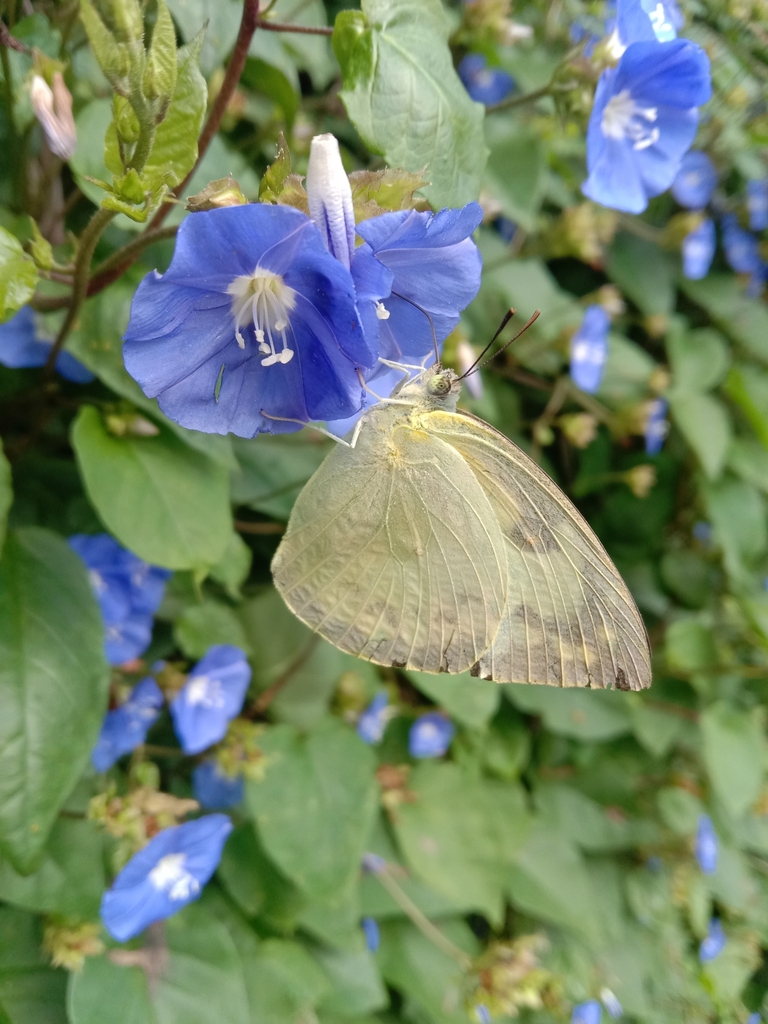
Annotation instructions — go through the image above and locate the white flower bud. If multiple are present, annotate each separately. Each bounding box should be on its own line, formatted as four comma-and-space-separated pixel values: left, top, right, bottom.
30, 72, 77, 161
306, 133, 356, 269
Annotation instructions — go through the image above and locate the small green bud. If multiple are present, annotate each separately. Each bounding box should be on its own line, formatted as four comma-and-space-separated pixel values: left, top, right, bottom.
27, 219, 54, 271
187, 175, 248, 212
105, 412, 160, 437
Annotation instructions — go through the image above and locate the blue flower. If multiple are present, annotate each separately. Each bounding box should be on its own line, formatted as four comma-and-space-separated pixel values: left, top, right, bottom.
170, 645, 251, 755
671, 151, 717, 209
494, 216, 518, 245
615, 0, 683, 47
361, 852, 387, 874
694, 814, 718, 874
582, 40, 712, 215
100, 814, 232, 941
0, 306, 94, 383
570, 305, 610, 393
572, 1001, 602, 1024
747, 1014, 761, 1024
682, 218, 716, 280
91, 677, 163, 772
722, 214, 762, 274
475, 1006, 492, 1024
693, 521, 712, 545
600, 988, 623, 1019
361, 916, 380, 952
645, 398, 668, 456
409, 713, 455, 759
570, 21, 602, 58
355, 204, 483, 366
747, 179, 768, 232
192, 760, 244, 808
699, 918, 726, 962
458, 54, 514, 106
357, 693, 390, 745
123, 204, 376, 438
68, 533, 171, 665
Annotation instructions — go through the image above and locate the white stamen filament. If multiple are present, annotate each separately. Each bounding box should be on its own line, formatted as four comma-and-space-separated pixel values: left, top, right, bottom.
148, 853, 201, 902
185, 675, 225, 708
227, 268, 297, 366
601, 89, 659, 151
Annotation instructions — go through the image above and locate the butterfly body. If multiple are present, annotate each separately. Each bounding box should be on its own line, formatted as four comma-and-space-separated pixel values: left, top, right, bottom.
271, 367, 652, 690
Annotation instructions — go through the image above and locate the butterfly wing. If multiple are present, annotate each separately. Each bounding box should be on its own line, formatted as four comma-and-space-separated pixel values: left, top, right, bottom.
424, 409, 651, 689
271, 408, 509, 673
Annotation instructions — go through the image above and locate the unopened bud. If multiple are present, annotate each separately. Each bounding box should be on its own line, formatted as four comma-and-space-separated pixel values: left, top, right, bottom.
625, 464, 656, 498
648, 366, 671, 394
306, 134, 356, 269
30, 73, 76, 160
43, 919, 104, 972
186, 175, 248, 212
105, 412, 160, 437
559, 412, 598, 448
533, 422, 555, 447
595, 284, 625, 317
644, 313, 668, 339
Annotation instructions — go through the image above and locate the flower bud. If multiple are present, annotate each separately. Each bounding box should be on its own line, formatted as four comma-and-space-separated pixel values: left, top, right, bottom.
187, 175, 248, 212
306, 134, 356, 269
30, 73, 76, 160
43, 919, 104, 972
559, 413, 598, 448
625, 464, 657, 498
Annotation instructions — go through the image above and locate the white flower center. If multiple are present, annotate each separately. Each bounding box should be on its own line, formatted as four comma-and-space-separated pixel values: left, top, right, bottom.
601, 89, 659, 151
572, 339, 605, 364
185, 675, 225, 709
227, 268, 297, 367
89, 569, 105, 593
148, 853, 200, 901
648, 2, 675, 40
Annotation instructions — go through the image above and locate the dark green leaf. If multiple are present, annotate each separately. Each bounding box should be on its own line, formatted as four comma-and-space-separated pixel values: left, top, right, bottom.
505, 685, 632, 741
314, 948, 388, 1019
669, 392, 732, 480
67, 956, 156, 1024
173, 600, 251, 659
666, 326, 731, 394
405, 670, 499, 729
606, 233, 676, 316
483, 126, 545, 231
681, 274, 768, 365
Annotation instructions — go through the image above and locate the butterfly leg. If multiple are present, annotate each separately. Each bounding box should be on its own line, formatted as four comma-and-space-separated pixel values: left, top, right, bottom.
260, 410, 366, 449
356, 370, 415, 408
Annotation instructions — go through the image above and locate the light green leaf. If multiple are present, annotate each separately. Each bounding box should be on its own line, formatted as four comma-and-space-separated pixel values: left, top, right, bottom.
505, 685, 632, 741
536, 783, 658, 852
665, 618, 718, 673
314, 948, 388, 1019
144, 0, 178, 103
231, 434, 333, 520
249, 0, 336, 90
483, 126, 545, 231
333, 0, 487, 208
405, 670, 499, 729
173, 600, 251, 659
208, 532, 252, 599
166, 0, 241, 77
630, 703, 686, 757
247, 719, 378, 901
702, 934, 761, 1003
0, 441, 11, 555
681, 274, 768, 365
68, 956, 156, 1024
701, 701, 765, 817
727, 436, 768, 495
669, 392, 732, 479
660, 549, 717, 609
666, 326, 731, 394
724, 364, 768, 450
606, 232, 676, 316
656, 786, 704, 835
247, 939, 331, 1024
704, 476, 768, 581
71, 405, 232, 571
598, 333, 657, 404
0, 227, 38, 322
217, 822, 306, 927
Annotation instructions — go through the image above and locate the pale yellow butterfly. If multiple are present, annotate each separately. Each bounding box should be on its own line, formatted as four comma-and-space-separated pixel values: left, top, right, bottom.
271, 357, 652, 690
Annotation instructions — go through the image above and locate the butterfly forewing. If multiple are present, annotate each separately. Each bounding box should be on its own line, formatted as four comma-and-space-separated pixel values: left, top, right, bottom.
424, 409, 652, 690
271, 406, 509, 673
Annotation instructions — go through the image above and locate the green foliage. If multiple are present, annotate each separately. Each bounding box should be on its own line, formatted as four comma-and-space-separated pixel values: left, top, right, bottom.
0, 227, 38, 321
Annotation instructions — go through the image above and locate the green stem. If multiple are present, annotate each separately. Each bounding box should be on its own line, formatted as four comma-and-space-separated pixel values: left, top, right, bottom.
0, 45, 18, 208
90, 224, 178, 280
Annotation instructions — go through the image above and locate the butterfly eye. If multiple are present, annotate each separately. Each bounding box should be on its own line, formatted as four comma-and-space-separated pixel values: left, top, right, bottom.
427, 372, 453, 396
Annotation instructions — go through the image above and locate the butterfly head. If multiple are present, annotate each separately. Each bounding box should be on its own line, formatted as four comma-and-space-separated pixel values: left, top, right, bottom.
420, 365, 461, 406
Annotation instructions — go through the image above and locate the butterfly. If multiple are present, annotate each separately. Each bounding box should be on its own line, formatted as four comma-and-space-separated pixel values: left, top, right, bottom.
271, 354, 651, 690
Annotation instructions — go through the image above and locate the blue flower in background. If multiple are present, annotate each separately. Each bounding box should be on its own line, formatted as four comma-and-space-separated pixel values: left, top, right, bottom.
361, 852, 386, 874
747, 179, 768, 231
572, 1001, 602, 1024
124, 204, 376, 438
600, 988, 623, 1019
100, 814, 232, 941
494, 216, 518, 245
693, 521, 712, 545
570, 305, 610, 393
170, 645, 251, 755
69, 533, 171, 665
361, 916, 380, 952
570, 20, 602, 58
91, 677, 164, 772
409, 713, 455, 758
582, 40, 712, 214
747, 1014, 761, 1024
0, 306, 94, 383
699, 918, 726, 962
682, 218, 716, 280
458, 54, 514, 106
192, 760, 244, 808
695, 814, 719, 874
357, 693, 390, 745
645, 398, 668, 456
722, 215, 762, 274
475, 1007, 492, 1024
671, 151, 717, 208
615, 0, 682, 48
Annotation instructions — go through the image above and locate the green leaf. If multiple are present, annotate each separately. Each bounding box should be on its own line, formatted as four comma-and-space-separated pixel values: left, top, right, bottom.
598, 332, 657, 404
0, 908, 66, 1024
348, 167, 429, 220
231, 434, 333, 520
606, 232, 676, 316
144, 0, 178, 103
246, 719, 378, 901
217, 822, 306, 928
333, 0, 487, 208
247, 939, 331, 1024
242, 61, 298, 129
704, 476, 768, 582
208, 532, 252, 599
505, 685, 632, 741
666, 326, 731, 394
664, 618, 718, 673
392, 762, 530, 925
79, 0, 131, 93
656, 786, 704, 835
660, 549, 718, 609
0, 528, 109, 872
258, 132, 295, 203
248, 0, 336, 91
0, 441, 11, 555
166, 0, 241, 77
727, 436, 768, 495
536, 783, 657, 852
723, 364, 768, 449
0, 227, 38, 322
483, 126, 545, 231
71, 405, 232, 572
701, 701, 765, 818
405, 670, 500, 729
173, 600, 251, 659
681, 274, 768, 365
314, 948, 388, 1019
668, 392, 732, 479
67, 956, 156, 1024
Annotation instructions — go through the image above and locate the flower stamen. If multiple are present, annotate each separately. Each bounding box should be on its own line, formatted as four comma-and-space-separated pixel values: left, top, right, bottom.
601, 89, 659, 151
228, 268, 297, 366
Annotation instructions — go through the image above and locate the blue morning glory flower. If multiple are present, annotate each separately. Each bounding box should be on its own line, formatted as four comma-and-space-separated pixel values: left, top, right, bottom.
356, 693, 390, 745
0, 306, 94, 383
494, 216, 518, 245
361, 916, 380, 953
91, 676, 164, 772
572, 1001, 602, 1024
570, 20, 602, 58
192, 760, 244, 808
615, 0, 682, 48
722, 215, 762, 274
409, 713, 455, 759
747, 1014, 761, 1024
582, 40, 712, 215
695, 814, 718, 874
699, 918, 726, 962
570, 305, 610, 394
170, 645, 251, 755
645, 398, 668, 456
682, 218, 716, 280
355, 204, 483, 366
747, 179, 768, 232
100, 814, 233, 941
458, 54, 514, 106
475, 1006, 492, 1024
123, 204, 376, 438
600, 988, 623, 1019
671, 151, 717, 209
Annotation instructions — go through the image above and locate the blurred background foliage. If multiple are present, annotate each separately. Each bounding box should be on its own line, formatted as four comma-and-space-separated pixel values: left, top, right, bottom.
1, 0, 768, 1022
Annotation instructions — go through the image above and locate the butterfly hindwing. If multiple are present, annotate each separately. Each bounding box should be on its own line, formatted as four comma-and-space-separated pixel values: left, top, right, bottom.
424, 409, 652, 690
271, 406, 509, 673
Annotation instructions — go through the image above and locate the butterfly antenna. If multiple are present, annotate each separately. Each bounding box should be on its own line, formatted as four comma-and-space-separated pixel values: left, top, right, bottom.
390, 291, 440, 365
457, 308, 541, 380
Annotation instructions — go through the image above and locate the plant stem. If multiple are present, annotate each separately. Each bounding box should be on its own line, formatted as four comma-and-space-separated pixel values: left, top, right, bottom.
0, 21, 29, 52
256, 19, 332, 34
90, 225, 178, 280
234, 519, 286, 535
